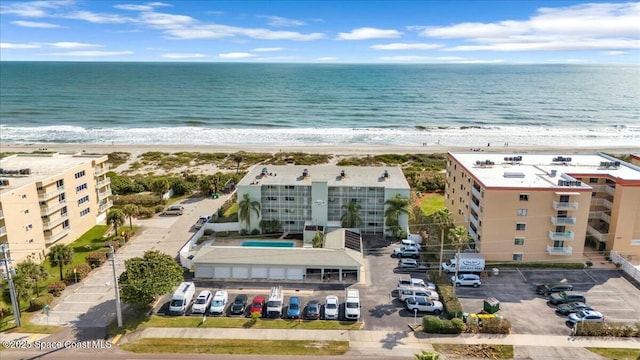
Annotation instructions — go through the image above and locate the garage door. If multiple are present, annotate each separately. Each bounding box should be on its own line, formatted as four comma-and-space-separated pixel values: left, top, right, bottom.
269, 267, 286, 279
251, 267, 268, 279
195, 265, 214, 278
232, 266, 249, 279
214, 266, 231, 278
286, 267, 304, 280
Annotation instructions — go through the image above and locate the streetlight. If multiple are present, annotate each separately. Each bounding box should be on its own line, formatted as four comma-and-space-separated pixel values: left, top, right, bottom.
109, 245, 123, 328
0, 244, 21, 327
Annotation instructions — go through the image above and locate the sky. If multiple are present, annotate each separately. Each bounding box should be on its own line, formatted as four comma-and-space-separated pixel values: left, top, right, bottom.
0, 0, 639, 64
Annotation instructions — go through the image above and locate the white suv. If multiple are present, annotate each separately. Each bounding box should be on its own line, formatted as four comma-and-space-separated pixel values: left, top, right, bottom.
324, 295, 339, 320
191, 290, 212, 314
392, 246, 420, 259
450, 273, 481, 287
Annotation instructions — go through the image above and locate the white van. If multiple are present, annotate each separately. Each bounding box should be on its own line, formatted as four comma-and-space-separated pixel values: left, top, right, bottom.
344, 289, 360, 321
169, 282, 195, 315
266, 286, 283, 318
209, 290, 229, 315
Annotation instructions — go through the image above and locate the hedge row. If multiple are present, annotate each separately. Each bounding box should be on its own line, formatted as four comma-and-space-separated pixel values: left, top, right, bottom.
113, 194, 164, 207
573, 322, 640, 337
436, 284, 463, 319
465, 317, 512, 334
422, 315, 464, 334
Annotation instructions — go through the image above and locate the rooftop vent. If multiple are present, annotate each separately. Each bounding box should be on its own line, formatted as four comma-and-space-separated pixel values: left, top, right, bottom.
549, 169, 557, 177
503, 156, 523, 162
552, 156, 572, 163
302, 168, 309, 177
0, 168, 32, 176
261, 167, 269, 175
475, 160, 495, 167
340, 169, 346, 177
599, 161, 621, 169
558, 179, 582, 187
503, 172, 525, 178
383, 170, 389, 178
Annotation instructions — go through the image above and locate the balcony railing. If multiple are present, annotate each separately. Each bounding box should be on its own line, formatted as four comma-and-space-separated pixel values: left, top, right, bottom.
547, 245, 573, 255
98, 189, 112, 200
99, 201, 113, 212
550, 216, 576, 225
44, 227, 70, 245
468, 224, 478, 241
38, 186, 65, 201
94, 166, 109, 176
43, 213, 68, 230
587, 224, 608, 242
0, 210, 3, 219
96, 178, 111, 188
548, 231, 575, 241
0, 226, 6, 237
591, 185, 616, 197
553, 201, 579, 210
591, 198, 613, 209
40, 200, 67, 215
470, 200, 480, 214
469, 213, 479, 228
471, 186, 482, 200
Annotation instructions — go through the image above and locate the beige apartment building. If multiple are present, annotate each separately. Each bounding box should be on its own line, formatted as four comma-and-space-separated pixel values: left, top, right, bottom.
0, 152, 113, 265
446, 153, 640, 263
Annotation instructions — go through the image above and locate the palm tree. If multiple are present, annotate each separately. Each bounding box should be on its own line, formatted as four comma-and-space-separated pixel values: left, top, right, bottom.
432, 209, 454, 275
107, 209, 125, 237
384, 194, 410, 239
238, 193, 261, 231
47, 244, 73, 281
16, 260, 49, 296
312, 231, 325, 248
448, 225, 471, 296
341, 201, 363, 228
121, 204, 139, 230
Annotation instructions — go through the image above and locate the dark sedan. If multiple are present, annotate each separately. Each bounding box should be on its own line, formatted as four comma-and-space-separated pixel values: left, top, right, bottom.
536, 282, 573, 295
229, 294, 248, 315
304, 300, 320, 320
555, 301, 593, 316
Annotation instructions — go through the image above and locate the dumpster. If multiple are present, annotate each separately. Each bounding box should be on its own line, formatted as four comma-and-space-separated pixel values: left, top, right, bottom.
483, 297, 500, 314
212, 193, 220, 199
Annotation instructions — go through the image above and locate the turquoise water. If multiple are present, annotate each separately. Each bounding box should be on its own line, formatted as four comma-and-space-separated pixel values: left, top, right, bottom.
241, 240, 295, 248
1, 62, 638, 147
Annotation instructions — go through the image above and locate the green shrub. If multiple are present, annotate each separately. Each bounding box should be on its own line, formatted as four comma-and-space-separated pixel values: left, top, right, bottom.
480, 317, 511, 334
137, 207, 155, 218
154, 205, 164, 213
66, 263, 92, 282
436, 284, 463, 319
86, 252, 108, 268
414, 350, 440, 360
31, 293, 54, 310
250, 229, 260, 235
203, 229, 214, 236
217, 231, 229, 238
240, 229, 249, 236
585, 260, 593, 268
422, 316, 463, 334
574, 322, 640, 337
47, 281, 67, 296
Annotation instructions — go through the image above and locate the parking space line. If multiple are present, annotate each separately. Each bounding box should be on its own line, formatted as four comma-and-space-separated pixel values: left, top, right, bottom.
516, 268, 527, 282
583, 269, 599, 284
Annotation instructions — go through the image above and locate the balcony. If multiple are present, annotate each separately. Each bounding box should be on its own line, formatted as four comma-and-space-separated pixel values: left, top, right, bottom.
38, 186, 65, 201
43, 213, 69, 230
589, 211, 611, 223
469, 213, 479, 228
591, 185, 616, 197
471, 186, 482, 200
550, 216, 576, 225
0, 210, 3, 220
0, 226, 6, 237
468, 224, 478, 241
548, 231, 575, 241
591, 198, 613, 210
587, 224, 609, 242
553, 201, 578, 210
97, 189, 112, 200
547, 245, 573, 255
470, 200, 480, 214
96, 177, 111, 188
99, 201, 113, 212
94, 165, 109, 176
40, 200, 67, 215
44, 227, 70, 245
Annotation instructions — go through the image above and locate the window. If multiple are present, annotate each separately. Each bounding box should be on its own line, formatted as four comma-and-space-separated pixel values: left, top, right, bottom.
589, 178, 599, 184
58, 193, 65, 201
516, 223, 526, 231
592, 192, 596, 197
76, 183, 87, 193
267, 209, 277, 213
517, 209, 528, 216
78, 195, 89, 205
512, 253, 523, 261
62, 220, 69, 229
74, 170, 86, 179
285, 185, 295, 190
56, 179, 64, 187
519, 194, 529, 201
453, 176, 456, 182
285, 196, 294, 201
61, 206, 68, 215
80, 207, 90, 217
514, 238, 525, 245
267, 196, 277, 201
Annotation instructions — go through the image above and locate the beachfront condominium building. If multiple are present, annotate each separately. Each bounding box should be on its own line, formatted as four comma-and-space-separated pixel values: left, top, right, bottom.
0, 153, 113, 265
236, 165, 410, 238
446, 152, 640, 262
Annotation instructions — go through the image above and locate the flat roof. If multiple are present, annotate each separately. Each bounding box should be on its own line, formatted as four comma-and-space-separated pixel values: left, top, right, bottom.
192, 246, 364, 268
449, 152, 640, 189
237, 165, 409, 189
0, 153, 107, 194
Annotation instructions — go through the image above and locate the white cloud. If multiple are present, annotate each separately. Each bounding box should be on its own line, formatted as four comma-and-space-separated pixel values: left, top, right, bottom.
261, 15, 305, 27
337, 27, 402, 40
420, 2, 640, 53
64, 10, 132, 23
253, 47, 283, 52
147, 2, 171, 7
370, 43, 443, 50
218, 52, 256, 59
114, 4, 154, 11
0, 42, 41, 49
47, 42, 102, 48
139, 12, 196, 28
11, 20, 62, 28
316, 57, 337, 61
162, 52, 207, 59
46, 50, 133, 56
605, 50, 628, 56
0, 0, 74, 18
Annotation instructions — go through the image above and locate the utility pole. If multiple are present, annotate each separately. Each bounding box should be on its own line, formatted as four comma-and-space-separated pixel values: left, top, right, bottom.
1, 244, 21, 328
109, 245, 123, 328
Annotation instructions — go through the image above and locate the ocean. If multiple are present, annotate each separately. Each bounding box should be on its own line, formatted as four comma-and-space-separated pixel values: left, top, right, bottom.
1, 62, 639, 147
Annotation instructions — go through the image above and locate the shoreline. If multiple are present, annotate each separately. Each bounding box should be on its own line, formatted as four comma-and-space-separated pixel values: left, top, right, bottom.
2, 142, 639, 157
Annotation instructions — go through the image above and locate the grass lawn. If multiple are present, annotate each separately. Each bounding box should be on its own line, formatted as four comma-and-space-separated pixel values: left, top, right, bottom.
432, 344, 514, 359
416, 192, 445, 216
120, 338, 349, 356
587, 347, 640, 360
224, 203, 238, 217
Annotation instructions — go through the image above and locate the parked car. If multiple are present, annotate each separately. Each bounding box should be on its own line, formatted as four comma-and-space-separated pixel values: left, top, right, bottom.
450, 273, 481, 287
249, 295, 265, 317
555, 302, 594, 316
229, 294, 248, 316
191, 290, 213, 314
304, 300, 320, 320
548, 291, 586, 306
324, 295, 339, 320
536, 282, 574, 295
393, 287, 440, 302
194, 215, 211, 229
209, 290, 228, 315
398, 275, 436, 290
392, 246, 420, 259
405, 296, 443, 314
567, 310, 605, 325
401, 239, 419, 248
397, 259, 429, 271
286, 296, 301, 319
162, 205, 184, 215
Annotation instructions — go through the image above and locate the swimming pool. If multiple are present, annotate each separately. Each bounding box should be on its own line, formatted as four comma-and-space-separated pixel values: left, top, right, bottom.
241, 240, 296, 248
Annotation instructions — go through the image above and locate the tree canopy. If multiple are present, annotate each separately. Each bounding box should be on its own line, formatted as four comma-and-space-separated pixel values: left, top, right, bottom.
118, 250, 184, 308
47, 244, 73, 281
384, 194, 410, 239
238, 193, 261, 231
341, 201, 363, 228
